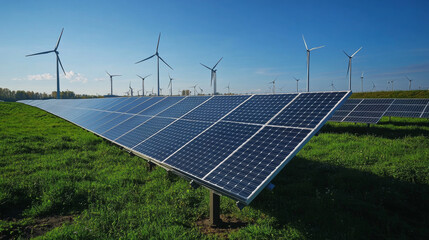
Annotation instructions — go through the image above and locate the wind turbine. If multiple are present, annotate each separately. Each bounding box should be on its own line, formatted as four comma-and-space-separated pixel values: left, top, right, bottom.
371, 81, 376, 91
390, 80, 394, 91
293, 77, 300, 92
344, 47, 363, 90
168, 74, 174, 96
106, 71, 121, 96
129, 82, 134, 97
135, 33, 173, 96
201, 57, 223, 95
26, 28, 66, 99
406, 76, 413, 90
268, 77, 277, 94
137, 74, 151, 96
199, 87, 204, 95
225, 83, 230, 94
159, 87, 163, 95
361, 72, 364, 92
302, 35, 325, 92
190, 84, 198, 96
330, 81, 336, 91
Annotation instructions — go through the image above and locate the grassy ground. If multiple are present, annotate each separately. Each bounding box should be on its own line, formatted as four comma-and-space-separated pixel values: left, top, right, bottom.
350, 90, 429, 98
0, 102, 428, 239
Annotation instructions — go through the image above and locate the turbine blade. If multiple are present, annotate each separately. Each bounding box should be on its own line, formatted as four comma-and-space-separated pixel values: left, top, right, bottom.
168, 80, 171, 88
346, 59, 351, 76
26, 50, 55, 57
302, 35, 308, 50
111, 75, 121, 77
351, 47, 363, 58
55, 28, 64, 50
309, 45, 325, 51
135, 54, 156, 64
144, 74, 151, 79
159, 55, 173, 70
343, 50, 351, 58
57, 55, 66, 75
156, 33, 161, 53
200, 63, 212, 70
106, 71, 111, 76
136, 74, 143, 79
213, 57, 223, 69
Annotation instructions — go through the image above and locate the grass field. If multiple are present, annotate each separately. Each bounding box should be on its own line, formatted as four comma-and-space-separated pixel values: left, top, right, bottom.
1, 102, 428, 239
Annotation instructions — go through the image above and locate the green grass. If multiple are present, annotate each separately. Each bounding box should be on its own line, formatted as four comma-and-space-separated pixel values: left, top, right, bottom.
350, 90, 429, 98
1, 102, 428, 239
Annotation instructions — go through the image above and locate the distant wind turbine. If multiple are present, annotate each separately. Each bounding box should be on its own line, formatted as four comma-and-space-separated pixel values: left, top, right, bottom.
199, 86, 204, 95
406, 76, 413, 90
344, 47, 363, 90
159, 87, 163, 96
201, 57, 222, 95
302, 35, 325, 92
361, 72, 364, 92
135, 33, 173, 96
269, 77, 277, 94
225, 83, 230, 94
293, 77, 300, 92
26, 28, 66, 99
137, 74, 151, 96
106, 71, 121, 96
168, 74, 174, 96
129, 82, 134, 97
371, 81, 376, 91
330, 82, 336, 91
190, 84, 198, 96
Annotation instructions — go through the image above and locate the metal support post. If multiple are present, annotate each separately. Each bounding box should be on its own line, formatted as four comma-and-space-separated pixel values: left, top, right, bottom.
210, 190, 221, 226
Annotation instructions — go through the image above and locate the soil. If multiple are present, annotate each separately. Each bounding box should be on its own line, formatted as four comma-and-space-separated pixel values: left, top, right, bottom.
196, 214, 248, 238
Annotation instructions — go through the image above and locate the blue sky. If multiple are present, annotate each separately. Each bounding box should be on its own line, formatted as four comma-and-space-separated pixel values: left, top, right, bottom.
1, 0, 428, 95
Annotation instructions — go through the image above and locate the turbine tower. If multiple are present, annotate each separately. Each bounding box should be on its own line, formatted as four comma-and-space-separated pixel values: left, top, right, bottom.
137, 74, 151, 97
361, 72, 364, 92
293, 77, 300, 92
344, 47, 363, 90
191, 84, 198, 96
129, 82, 133, 97
26, 28, 66, 99
406, 76, 412, 90
201, 57, 223, 95
269, 78, 277, 94
168, 74, 174, 96
106, 71, 121, 96
302, 35, 325, 92
135, 33, 173, 96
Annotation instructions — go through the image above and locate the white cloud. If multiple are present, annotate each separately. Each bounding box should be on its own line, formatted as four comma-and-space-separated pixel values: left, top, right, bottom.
255, 68, 285, 76
63, 71, 88, 83
27, 73, 54, 81
94, 78, 105, 82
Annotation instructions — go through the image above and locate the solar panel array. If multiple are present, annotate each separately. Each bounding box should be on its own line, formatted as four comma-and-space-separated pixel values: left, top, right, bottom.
331, 98, 429, 124
19, 91, 351, 205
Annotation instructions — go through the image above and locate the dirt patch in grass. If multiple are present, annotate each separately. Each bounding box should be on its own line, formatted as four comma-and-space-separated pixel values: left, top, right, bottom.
196, 214, 247, 238
0, 215, 74, 240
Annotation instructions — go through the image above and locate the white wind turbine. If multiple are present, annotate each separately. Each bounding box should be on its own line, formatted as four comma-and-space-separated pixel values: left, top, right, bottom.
129, 82, 134, 97
168, 74, 174, 96
344, 47, 363, 90
361, 72, 364, 92
406, 76, 413, 90
293, 77, 300, 92
26, 28, 66, 99
225, 83, 231, 94
371, 81, 376, 91
137, 74, 151, 97
190, 84, 198, 96
268, 77, 277, 94
106, 71, 121, 96
302, 35, 325, 92
135, 33, 173, 96
201, 57, 223, 95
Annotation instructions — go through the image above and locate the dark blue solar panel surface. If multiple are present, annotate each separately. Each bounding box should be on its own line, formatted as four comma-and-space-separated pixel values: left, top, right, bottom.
115, 117, 175, 148
138, 96, 184, 116
158, 96, 211, 118
103, 115, 151, 140
94, 114, 133, 134
164, 122, 260, 178
20, 92, 351, 204
133, 119, 212, 161
182, 95, 249, 122
205, 127, 311, 200
127, 97, 164, 114
270, 92, 346, 128
223, 94, 297, 124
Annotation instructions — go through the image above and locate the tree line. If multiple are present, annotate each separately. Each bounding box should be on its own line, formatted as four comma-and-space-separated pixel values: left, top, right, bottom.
0, 88, 99, 101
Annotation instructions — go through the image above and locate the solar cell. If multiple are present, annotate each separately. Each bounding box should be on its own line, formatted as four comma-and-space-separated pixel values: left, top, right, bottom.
93, 114, 133, 134
126, 97, 165, 114
158, 96, 211, 118
102, 115, 151, 140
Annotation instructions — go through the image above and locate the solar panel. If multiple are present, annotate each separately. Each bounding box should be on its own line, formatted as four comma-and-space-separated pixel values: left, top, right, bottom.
20, 91, 350, 205
384, 99, 429, 118
331, 98, 393, 124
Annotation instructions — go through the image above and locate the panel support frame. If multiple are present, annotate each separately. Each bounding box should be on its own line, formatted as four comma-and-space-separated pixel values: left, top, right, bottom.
209, 190, 221, 227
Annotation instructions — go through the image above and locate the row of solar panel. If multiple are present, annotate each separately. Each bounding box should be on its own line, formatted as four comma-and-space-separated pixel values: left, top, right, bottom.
331, 98, 429, 124
19, 91, 351, 204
